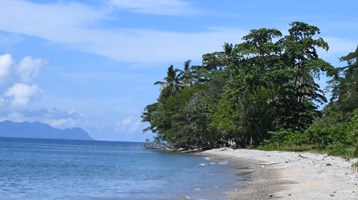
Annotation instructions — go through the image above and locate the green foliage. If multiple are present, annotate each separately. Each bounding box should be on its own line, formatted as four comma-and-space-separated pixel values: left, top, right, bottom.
142, 21, 358, 156
304, 119, 350, 149
304, 122, 329, 148
267, 129, 308, 147
354, 147, 358, 158
348, 109, 358, 156
210, 94, 239, 140
268, 129, 293, 147
327, 142, 348, 157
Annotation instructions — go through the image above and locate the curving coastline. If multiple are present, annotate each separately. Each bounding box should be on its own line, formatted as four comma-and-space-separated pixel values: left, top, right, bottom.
202, 148, 358, 200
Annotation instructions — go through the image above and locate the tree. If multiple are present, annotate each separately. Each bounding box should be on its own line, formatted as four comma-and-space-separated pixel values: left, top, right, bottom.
202, 42, 234, 71
274, 22, 333, 130
177, 60, 195, 87
328, 46, 358, 119
142, 21, 336, 150
154, 65, 182, 101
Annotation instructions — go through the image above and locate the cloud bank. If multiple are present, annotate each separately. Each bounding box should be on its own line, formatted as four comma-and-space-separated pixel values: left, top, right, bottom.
0, 0, 245, 64
115, 115, 142, 134
0, 54, 44, 110
106, 0, 198, 15
0, 1, 355, 65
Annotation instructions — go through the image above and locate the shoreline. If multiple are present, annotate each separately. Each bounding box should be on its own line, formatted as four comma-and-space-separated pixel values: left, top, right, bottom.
202, 148, 358, 200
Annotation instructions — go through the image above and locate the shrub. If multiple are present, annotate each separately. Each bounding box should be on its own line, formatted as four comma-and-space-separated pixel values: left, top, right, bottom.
353, 146, 358, 157
287, 131, 308, 146
304, 120, 330, 148
268, 129, 307, 147
326, 142, 348, 157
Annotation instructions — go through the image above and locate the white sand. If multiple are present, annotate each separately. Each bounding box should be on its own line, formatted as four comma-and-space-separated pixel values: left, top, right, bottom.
203, 148, 358, 200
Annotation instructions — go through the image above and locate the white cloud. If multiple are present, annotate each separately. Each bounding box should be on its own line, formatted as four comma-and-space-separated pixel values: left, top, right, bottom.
17, 56, 45, 83
106, 0, 198, 15
33, 108, 87, 129
79, 28, 246, 63
47, 109, 86, 128
0, 107, 96, 141
0, 0, 106, 43
0, 0, 355, 67
115, 116, 142, 134
0, 112, 25, 122
0, 53, 45, 110
5, 83, 42, 109
0, 0, 245, 64
0, 54, 14, 86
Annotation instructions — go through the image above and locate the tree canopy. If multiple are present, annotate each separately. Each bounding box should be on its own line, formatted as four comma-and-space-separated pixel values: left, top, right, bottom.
142, 22, 358, 155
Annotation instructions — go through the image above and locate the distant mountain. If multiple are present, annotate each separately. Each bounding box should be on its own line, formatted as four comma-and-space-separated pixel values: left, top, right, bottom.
0, 120, 93, 140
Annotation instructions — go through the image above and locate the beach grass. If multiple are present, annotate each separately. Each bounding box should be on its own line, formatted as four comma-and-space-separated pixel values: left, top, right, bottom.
256, 143, 357, 159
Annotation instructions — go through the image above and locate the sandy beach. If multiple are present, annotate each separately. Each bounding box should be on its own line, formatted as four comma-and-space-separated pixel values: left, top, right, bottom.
202, 148, 358, 200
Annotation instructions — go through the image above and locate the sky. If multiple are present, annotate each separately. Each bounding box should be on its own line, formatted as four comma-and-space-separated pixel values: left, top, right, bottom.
0, 0, 357, 142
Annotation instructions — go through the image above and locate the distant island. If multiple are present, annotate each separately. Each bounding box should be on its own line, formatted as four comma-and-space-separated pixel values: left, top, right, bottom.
0, 120, 93, 140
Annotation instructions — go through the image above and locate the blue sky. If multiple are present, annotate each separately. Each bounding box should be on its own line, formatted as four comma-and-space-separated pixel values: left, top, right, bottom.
0, 0, 357, 141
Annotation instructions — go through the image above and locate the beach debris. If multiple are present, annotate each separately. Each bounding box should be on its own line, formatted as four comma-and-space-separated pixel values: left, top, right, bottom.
298, 154, 308, 159
259, 162, 280, 166
269, 193, 274, 197
326, 163, 332, 166
288, 193, 292, 196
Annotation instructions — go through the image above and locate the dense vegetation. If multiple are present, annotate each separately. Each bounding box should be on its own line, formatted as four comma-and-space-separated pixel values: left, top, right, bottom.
142, 22, 358, 156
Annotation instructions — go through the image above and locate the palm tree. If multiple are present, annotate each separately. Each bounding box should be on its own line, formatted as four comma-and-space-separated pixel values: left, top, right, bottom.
177, 60, 195, 87
154, 65, 182, 100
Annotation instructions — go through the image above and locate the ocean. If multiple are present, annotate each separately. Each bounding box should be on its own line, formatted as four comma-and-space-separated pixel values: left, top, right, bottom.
0, 137, 245, 200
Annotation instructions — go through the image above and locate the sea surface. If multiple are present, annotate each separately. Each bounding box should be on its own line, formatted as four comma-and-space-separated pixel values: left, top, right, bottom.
0, 137, 246, 200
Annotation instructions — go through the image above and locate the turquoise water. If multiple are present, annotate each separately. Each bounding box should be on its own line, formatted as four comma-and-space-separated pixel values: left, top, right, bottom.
0, 138, 244, 200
